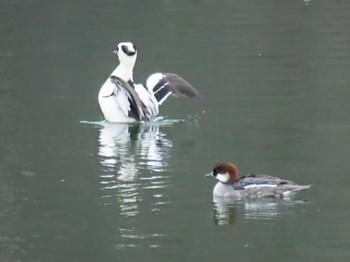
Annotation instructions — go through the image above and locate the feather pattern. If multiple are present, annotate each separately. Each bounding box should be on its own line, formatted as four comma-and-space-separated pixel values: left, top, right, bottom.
147, 73, 201, 105
109, 76, 150, 120
233, 174, 296, 190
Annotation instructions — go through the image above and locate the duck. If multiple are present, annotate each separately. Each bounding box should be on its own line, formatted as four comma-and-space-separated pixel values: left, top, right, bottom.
206, 163, 311, 198
98, 42, 201, 123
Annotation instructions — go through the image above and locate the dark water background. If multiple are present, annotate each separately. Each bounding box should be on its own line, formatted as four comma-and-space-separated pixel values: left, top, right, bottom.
1, 0, 350, 261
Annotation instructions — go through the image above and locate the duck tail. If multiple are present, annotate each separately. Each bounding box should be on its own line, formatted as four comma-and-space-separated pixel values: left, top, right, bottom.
282, 184, 311, 197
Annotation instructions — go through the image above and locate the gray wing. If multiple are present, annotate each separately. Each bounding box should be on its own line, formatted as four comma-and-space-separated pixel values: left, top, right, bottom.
109, 76, 151, 121
146, 73, 201, 105
234, 174, 297, 190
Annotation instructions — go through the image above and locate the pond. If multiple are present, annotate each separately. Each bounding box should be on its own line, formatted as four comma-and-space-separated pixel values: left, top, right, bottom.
1, 0, 350, 261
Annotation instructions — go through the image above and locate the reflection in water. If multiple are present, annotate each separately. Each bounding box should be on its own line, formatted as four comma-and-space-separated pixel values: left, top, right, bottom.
304, 0, 311, 6
99, 121, 173, 175
98, 120, 174, 247
213, 199, 238, 226
213, 196, 308, 226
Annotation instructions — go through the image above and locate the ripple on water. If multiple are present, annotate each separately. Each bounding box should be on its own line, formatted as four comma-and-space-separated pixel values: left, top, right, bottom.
212, 196, 310, 226
81, 116, 201, 248
85, 118, 178, 249
79, 115, 185, 127
116, 228, 167, 249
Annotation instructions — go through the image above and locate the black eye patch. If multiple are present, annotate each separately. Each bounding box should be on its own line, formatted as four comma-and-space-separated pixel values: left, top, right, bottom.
212, 168, 218, 177
121, 45, 136, 56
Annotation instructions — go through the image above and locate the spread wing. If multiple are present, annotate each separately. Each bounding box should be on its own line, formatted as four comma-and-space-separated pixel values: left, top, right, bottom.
146, 73, 201, 105
109, 76, 152, 121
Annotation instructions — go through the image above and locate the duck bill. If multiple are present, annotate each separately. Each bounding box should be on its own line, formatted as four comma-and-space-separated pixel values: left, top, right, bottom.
205, 172, 215, 178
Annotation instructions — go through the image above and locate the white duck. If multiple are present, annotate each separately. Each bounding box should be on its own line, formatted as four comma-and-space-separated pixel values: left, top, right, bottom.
98, 42, 201, 123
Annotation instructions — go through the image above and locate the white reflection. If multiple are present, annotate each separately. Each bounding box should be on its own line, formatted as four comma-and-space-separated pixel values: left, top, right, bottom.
304, 0, 311, 6
213, 196, 308, 225
99, 121, 173, 177
213, 196, 238, 226
98, 121, 173, 210
98, 121, 174, 248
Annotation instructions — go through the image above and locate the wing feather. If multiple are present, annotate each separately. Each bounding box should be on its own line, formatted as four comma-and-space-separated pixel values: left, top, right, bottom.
146, 73, 201, 105
110, 76, 151, 120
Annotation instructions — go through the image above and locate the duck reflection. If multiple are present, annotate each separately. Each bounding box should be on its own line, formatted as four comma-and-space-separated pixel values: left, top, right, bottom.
212, 196, 238, 226
98, 121, 173, 208
212, 196, 307, 226
98, 121, 173, 247
99, 122, 172, 175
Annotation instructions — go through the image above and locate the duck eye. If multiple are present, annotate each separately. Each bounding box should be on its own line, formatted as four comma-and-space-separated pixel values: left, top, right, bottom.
212, 168, 218, 177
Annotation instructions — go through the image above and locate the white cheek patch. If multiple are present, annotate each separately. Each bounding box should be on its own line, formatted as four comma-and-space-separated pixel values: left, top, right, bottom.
216, 172, 230, 183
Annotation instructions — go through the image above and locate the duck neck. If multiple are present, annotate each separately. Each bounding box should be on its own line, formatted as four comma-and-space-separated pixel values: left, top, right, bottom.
224, 175, 239, 185
112, 62, 134, 83
220, 180, 235, 185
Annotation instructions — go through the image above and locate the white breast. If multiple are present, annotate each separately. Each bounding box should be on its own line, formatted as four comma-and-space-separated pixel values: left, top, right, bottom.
213, 183, 241, 198
98, 79, 135, 123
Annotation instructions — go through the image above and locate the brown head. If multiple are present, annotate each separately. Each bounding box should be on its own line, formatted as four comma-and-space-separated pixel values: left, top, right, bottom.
206, 163, 239, 183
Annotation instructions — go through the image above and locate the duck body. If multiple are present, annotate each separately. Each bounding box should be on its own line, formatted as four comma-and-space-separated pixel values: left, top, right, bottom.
98, 76, 158, 123
206, 163, 311, 199
98, 78, 135, 123
98, 42, 201, 123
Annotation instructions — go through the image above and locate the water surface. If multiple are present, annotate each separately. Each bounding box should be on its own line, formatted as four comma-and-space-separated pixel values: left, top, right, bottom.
1, 0, 350, 261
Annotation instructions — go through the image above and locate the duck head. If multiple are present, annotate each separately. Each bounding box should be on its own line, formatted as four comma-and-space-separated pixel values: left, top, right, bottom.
205, 163, 239, 183
113, 42, 137, 67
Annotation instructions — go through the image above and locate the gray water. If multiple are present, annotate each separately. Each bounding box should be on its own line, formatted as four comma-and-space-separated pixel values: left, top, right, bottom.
1, 0, 350, 261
